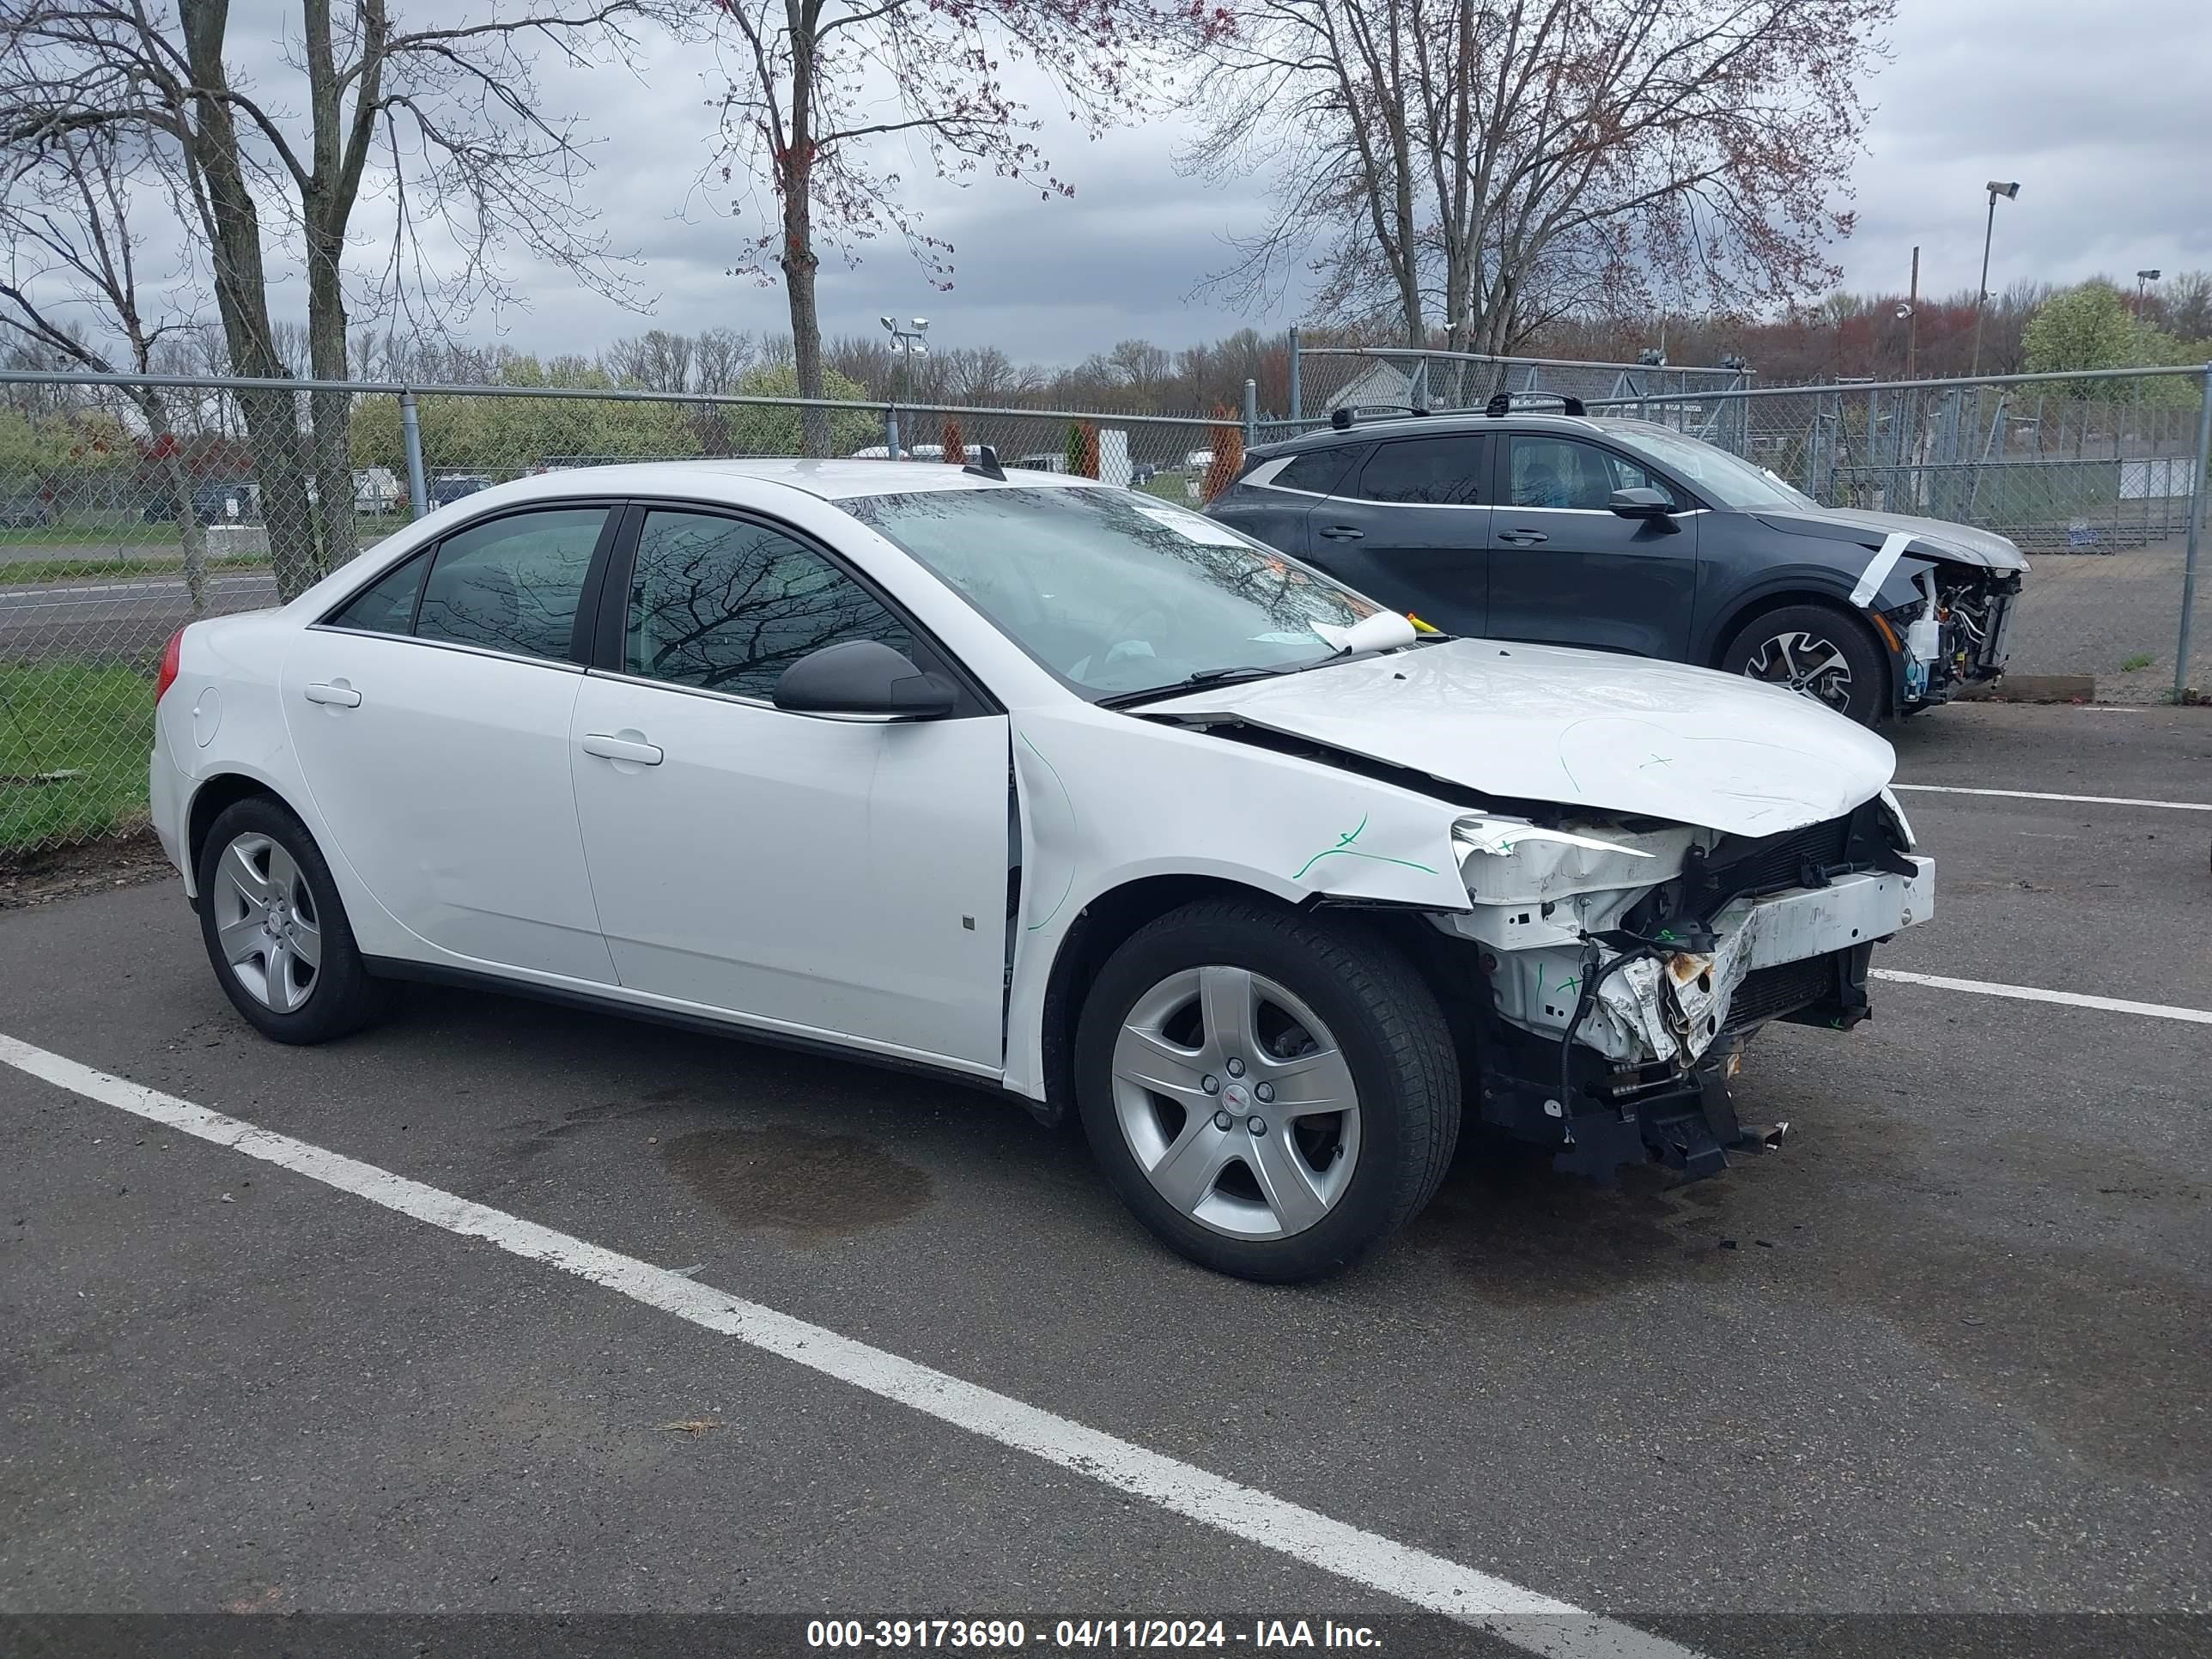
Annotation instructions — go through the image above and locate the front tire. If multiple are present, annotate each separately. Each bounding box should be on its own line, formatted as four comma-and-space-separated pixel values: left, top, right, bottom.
1719, 602, 1889, 726
197, 796, 394, 1044
1074, 899, 1460, 1283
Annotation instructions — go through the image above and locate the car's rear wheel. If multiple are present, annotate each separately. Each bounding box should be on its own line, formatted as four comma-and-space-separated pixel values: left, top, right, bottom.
1719, 603, 1888, 725
1074, 899, 1459, 1283
197, 796, 393, 1044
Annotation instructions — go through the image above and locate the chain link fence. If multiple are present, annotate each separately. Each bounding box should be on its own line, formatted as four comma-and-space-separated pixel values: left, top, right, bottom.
1574, 366, 2212, 708
1281, 342, 1753, 441
3, 362, 2205, 861
0, 368, 1239, 858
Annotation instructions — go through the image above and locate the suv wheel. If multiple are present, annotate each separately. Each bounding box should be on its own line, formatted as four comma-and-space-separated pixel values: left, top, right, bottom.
1074, 899, 1459, 1283
1720, 603, 1887, 725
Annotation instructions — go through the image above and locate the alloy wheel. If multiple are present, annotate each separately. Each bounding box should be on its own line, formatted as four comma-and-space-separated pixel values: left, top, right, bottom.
1109, 965, 1361, 1239
1741, 629, 1855, 711
210, 831, 322, 1013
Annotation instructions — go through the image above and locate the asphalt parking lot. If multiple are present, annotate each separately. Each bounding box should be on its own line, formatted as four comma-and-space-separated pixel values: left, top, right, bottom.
3, 702, 2209, 1659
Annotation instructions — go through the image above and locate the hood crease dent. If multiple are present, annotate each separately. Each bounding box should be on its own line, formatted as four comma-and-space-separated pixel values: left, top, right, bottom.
1146, 640, 1897, 839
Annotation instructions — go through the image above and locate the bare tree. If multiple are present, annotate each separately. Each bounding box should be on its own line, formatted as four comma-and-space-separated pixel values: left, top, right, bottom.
0, 128, 214, 610
605, 327, 697, 392
939, 343, 1037, 404
708, 0, 1220, 453
2, 0, 661, 596
1186, 0, 1892, 353
690, 325, 755, 393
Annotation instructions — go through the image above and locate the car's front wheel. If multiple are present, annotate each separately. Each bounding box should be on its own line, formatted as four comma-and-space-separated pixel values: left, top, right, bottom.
197, 796, 394, 1044
1074, 899, 1460, 1283
1719, 602, 1889, 725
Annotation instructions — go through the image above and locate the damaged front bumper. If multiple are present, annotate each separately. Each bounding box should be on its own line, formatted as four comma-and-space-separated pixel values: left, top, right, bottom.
1437, 826, 1935, 1182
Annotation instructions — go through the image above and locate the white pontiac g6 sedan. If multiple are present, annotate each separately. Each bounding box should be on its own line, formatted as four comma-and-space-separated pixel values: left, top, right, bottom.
150, 456, 1933, 1281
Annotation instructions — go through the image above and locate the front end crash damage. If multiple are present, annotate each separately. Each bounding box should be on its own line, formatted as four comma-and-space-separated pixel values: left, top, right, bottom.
1844, 526, 2027, 711
1431, 793, 1933, 1182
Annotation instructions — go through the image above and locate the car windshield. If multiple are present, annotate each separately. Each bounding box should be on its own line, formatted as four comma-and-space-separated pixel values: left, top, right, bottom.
844, 486, 1382, 698
1604, 424, 1818, 511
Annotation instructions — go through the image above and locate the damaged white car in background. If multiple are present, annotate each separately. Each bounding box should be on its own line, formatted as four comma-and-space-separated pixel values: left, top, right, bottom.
149, 454, 1932, 1284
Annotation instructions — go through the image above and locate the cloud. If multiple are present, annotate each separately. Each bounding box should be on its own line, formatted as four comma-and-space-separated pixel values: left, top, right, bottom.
1833, 0, 2212, 302
36, 0, 2208, 372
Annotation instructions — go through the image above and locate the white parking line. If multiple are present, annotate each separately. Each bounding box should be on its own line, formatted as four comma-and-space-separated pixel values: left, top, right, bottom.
1891, 783, 2212, 812
1872, 969, 2212, 1025
0, 1030, 1698, 1659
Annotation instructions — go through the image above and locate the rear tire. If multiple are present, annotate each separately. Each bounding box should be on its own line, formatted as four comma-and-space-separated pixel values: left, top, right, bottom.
1719, 602, 1889, 726
1074, 898, 1459, 1283
196, 796, 394, 1045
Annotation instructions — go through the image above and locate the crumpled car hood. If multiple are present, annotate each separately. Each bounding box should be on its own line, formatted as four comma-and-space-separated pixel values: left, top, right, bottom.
1755, 503, 2030, 572
1146, 639, 1898, 838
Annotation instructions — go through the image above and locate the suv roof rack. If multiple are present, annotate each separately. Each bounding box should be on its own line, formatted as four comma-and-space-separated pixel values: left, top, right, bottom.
1485, 391, 1586, 417
1328, 404, 1430, 429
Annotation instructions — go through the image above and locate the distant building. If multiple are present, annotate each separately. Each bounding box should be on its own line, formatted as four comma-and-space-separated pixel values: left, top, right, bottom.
1325, 360, 1415, 412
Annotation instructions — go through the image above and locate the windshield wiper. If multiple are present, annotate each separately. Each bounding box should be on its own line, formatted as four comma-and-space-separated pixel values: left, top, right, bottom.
1097, 664, 1295, 708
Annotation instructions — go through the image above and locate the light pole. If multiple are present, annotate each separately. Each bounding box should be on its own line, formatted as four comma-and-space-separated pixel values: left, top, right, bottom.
2136, 268, 2162, 324
880, 315, 929, 460
1969, 180, 2020, 376
1902, 245, 1919, 380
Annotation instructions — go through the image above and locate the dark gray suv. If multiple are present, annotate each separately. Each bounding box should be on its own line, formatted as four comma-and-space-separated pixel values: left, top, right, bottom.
1206, 405, 2027, 725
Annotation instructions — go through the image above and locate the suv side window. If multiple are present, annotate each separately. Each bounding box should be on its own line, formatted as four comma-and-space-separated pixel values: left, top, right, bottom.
414, 507, 609, 660
1270, 447, 1362, 495
1354, 435, 1486, 505
1507, 436, 1676, 511
623, 508, 916, 702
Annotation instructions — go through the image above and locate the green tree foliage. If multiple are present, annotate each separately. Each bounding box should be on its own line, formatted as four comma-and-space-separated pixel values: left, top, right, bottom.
2023, 282, 2199, 404
721, 362, 878, 456
349, 357, 706, 478
0, 406, 130, 487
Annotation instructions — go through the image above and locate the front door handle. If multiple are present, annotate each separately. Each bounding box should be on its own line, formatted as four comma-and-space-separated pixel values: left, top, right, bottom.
303, 681, 362, 708
581, 732, 664, 766
1497, 528, 1549, 545
1317, 526, 1365, 541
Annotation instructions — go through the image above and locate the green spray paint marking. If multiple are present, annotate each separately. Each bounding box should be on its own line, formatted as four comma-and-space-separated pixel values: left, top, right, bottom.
1291, 814, 1440, 883
1019, 733, 1078, 933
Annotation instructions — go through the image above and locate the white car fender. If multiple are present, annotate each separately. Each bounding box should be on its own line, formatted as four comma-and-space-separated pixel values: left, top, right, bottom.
1000, 702, 1472, 1099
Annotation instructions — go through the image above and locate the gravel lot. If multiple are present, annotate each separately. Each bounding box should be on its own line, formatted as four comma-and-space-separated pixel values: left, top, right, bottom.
2, 703, 2208, 1659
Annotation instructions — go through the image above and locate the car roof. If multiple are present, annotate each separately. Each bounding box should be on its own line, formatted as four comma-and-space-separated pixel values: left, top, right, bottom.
511, 457, 1091, 503
1249, 410, 1667, 459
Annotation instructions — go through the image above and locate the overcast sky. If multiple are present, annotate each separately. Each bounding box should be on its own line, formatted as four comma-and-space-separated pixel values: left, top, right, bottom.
104, 0, 2212, 368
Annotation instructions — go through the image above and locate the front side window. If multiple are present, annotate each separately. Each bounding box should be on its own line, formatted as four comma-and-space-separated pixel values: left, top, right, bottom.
414, 507, 608, 660
843, 487, 1382, 700
328, 547, 430, 634
1507, 437, 1673, 511
1604, 423, 1814, 509
623, 509, 915, 701
1355, 436, 1486, 505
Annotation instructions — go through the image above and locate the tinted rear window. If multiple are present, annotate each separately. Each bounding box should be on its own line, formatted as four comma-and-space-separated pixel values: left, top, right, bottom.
1356, 435, 1486, 504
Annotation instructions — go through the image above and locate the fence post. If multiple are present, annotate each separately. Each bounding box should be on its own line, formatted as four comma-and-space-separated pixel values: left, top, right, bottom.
399, 390, 428, 520
886, 404, 902, 464
1288, 325, 1302, 425
2175, 363, 2212, 703
1243, 378, 1257, 450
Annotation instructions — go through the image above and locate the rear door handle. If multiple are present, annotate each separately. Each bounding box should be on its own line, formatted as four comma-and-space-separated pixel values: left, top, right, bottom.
303, 681, 362, 707
580, 732, 664, 766
1317, 526, 1365, 541
1497, 528, 1549, 545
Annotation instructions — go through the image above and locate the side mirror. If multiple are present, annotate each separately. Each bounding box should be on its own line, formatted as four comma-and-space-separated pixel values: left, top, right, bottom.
1608, 487, 1675, 521
773, 638, 957, 719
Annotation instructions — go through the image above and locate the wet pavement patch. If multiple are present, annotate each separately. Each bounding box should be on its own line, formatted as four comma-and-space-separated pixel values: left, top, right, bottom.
661, 1123, 934, 1240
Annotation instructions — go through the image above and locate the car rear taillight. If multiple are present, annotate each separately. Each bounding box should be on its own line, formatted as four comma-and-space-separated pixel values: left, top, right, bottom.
155, 627, 185, 704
